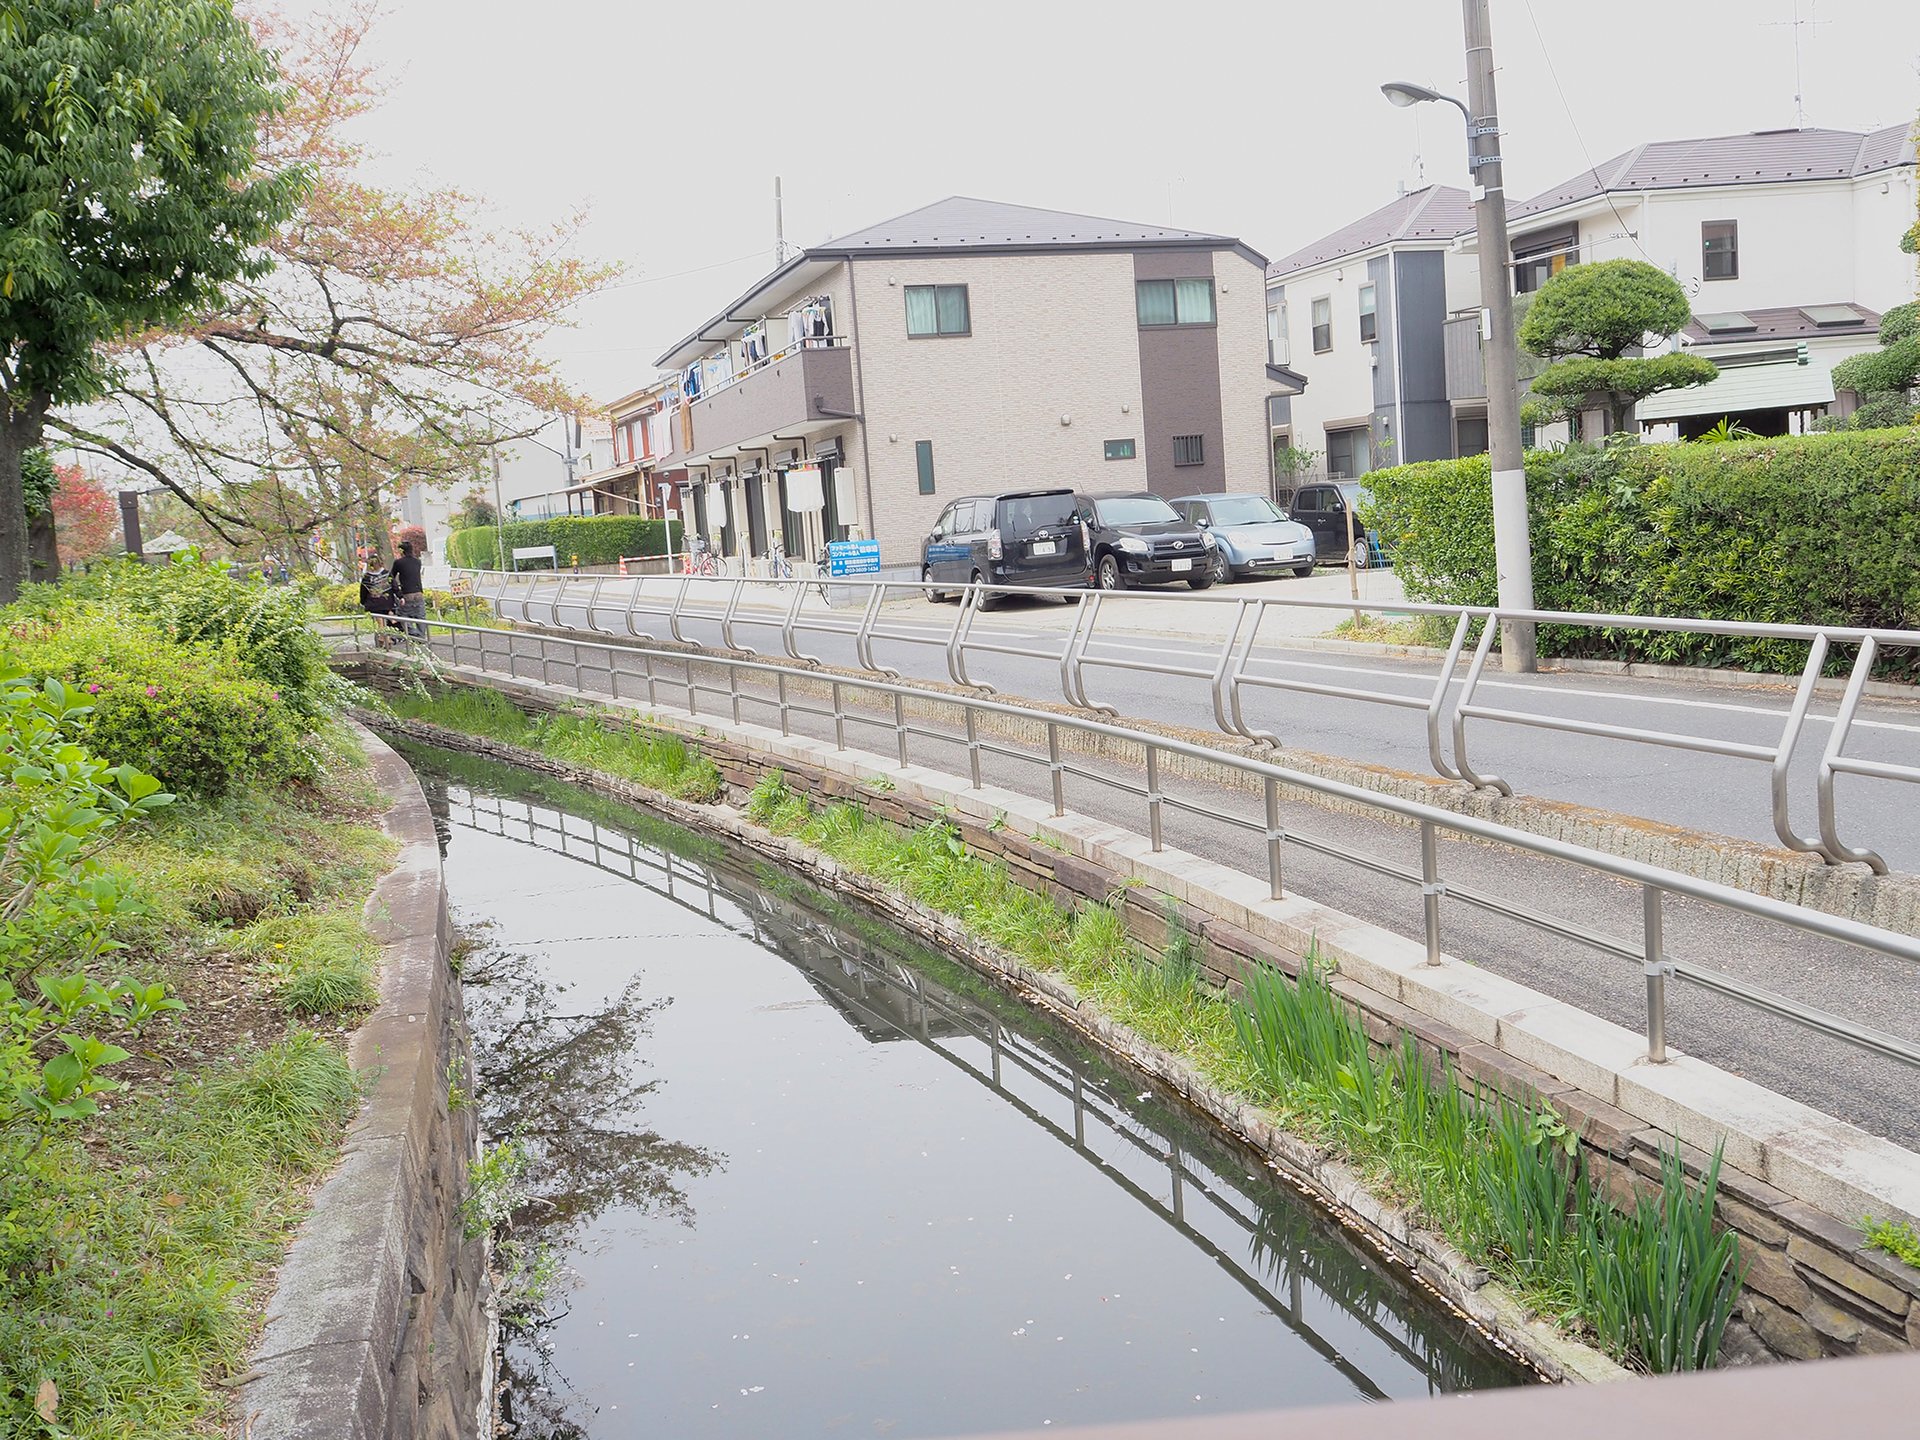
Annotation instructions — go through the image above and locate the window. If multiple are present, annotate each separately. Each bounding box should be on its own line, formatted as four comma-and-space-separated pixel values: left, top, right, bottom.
1454, 413, 1489, 458
914, 440, 936, 495
1103, 438, 1136, 461
1172, 434, 1205, 467
1702, 221, 1738, 281
905, 285, 970, 336
1513, 250, 1568, 294
1267, 298, 1290, 364
1291, 487, 1324, 513
1095, 496, 1181, 525
1325, 427, 1373, 479
1311, 296, 1332, 352
1358, 284, 1378, 343
933, 503, 955, 535
1136, 277, 1216, 327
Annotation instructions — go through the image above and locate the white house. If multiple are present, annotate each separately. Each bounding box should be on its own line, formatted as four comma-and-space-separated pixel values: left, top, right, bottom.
1267, 123, 1919, 463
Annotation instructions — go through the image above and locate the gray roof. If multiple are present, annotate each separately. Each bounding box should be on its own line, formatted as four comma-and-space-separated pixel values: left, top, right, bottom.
1511, 123, 1917, 222
1681, 303, 1882, 347
1266, 186, 1476, 279
811, 195, 1242, 256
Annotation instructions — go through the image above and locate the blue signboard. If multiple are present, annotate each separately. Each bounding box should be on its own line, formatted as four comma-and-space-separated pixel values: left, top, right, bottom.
826, 539, 882, 577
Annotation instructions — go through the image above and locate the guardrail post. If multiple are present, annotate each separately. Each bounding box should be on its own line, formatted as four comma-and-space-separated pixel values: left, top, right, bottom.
642, 649, 656, 707
1450, 616, 1513, 795
729, 664, 742, 725
686, 658, 699, 718
1264, 775, 1284, 900
965, 706, 982, 789
1146, 745, 1164, 852
1644, 884, 1669, 1063
832, 681, 846, 750
776, 670, 790, 736
537, 635, 551, 686
1420, 819, 1444, 965
1425, 611, 1473, 782
1769, 633, 1839, 860
1817, 637, 1891, 874
893, 692, 908, 769
1047, 722, 1065, 817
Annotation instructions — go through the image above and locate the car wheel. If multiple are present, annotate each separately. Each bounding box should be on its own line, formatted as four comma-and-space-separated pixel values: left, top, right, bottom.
1096, 553, 1125, 591
1351, 540, 1371, 571
1188, 568, 1215, 590
922, 564, 947, 603
1292, 564, 1313, 579
971, 570, 1001, 611
1206, 549, 1229, 585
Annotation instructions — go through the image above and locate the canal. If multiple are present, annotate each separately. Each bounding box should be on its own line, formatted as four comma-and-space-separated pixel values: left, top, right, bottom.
405, 746, 1528, 1438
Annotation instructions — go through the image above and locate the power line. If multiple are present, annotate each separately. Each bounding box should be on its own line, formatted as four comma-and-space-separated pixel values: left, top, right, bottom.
1523, 0, 1655, 269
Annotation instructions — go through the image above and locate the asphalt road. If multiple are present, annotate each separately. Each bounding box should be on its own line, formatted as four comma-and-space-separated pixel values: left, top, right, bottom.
484, 573, 1920, 875
403, 620, 1920, 1150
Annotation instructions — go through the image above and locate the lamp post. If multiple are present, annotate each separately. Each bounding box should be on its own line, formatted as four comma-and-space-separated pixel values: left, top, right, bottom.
1383, 1, 1537, 672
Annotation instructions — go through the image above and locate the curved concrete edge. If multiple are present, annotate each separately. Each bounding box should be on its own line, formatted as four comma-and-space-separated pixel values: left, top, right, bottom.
237, 721, 489, 1440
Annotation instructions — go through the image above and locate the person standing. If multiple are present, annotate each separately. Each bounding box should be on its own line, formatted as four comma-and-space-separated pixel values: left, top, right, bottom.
391, 540, 426, 639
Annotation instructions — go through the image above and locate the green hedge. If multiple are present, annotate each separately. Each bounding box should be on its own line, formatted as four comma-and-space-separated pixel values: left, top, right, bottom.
1364, 428, 1920, 675
446, 515, 682, 569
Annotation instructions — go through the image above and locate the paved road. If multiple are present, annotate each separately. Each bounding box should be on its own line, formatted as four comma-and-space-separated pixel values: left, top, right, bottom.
482, 572, 1920, 875
395, 623, 1920, 1149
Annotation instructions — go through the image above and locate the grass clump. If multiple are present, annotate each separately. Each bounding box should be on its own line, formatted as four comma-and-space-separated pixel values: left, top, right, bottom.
388, 684, 723, 801
1863, 1216, 1920, 1270
237, 913, 380, 1017
0, 1033, 359, 1437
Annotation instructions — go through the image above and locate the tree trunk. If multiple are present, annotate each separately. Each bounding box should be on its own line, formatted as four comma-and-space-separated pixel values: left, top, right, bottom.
28, 509, 60, 586
0, 396, 49, 605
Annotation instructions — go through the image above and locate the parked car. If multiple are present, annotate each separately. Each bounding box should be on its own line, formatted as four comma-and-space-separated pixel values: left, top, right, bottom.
920, 488, 1090, 607
1171, 493, 1316, 582
1077, 492, 1216, 591
1289, 481, 1387, 568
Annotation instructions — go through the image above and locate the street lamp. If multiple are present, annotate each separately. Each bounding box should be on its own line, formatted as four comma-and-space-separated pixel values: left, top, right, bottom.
1381, 4, 1537, 672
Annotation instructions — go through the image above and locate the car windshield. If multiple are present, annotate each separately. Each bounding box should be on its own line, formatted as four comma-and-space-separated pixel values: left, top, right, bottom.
1338, 482, 1370, 508
999, 493, 1078, 532
1095, 496, 1180, 526
1206, 496, 1286, 526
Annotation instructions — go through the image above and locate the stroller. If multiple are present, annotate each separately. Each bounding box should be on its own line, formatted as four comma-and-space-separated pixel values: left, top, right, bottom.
359, 563, 401, 648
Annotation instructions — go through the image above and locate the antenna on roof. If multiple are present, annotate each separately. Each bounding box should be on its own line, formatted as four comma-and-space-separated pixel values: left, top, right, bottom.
774, 177, 793, 265
1765, 0, 1830, 128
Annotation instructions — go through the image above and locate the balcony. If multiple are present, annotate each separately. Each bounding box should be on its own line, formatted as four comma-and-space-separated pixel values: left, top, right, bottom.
686, 341, 855, 459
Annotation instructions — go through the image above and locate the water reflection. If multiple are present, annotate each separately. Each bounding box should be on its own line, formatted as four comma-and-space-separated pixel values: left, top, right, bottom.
407, 746, 1525, 1439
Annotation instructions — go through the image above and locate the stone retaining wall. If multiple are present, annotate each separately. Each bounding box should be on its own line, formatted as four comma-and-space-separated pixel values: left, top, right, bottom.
238, 724, 490, 1440
358, 672, 1920, 1373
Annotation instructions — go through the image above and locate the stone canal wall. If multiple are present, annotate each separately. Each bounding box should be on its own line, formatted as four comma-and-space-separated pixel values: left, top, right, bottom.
355, 665, 1920, 1372
239, 723, 490, 1440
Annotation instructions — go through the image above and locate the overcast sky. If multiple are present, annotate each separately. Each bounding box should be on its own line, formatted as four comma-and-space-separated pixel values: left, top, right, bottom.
281, 0, 1919, 403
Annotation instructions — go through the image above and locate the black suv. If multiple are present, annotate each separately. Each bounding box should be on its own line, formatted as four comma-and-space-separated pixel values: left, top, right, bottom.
1077, 492, 1216, 590
920, 488, 1090, 607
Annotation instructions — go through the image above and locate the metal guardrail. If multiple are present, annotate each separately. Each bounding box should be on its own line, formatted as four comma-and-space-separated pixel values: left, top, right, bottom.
453, 568, 1920, 876
328, 613, 1920, 1079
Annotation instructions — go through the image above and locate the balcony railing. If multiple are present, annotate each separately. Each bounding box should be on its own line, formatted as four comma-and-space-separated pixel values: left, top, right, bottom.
681, 340, 856, 459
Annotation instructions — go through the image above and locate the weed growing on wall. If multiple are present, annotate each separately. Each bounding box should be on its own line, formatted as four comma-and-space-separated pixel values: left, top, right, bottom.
1862, 1216, 1920, 1271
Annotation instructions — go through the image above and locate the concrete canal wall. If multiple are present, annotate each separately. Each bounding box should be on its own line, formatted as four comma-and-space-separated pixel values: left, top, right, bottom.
239, 724, 491, 1440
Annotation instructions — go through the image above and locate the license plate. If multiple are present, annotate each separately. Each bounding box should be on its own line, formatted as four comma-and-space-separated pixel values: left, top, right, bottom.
1171, 557, 1192, 572
1031, 540, 1057, 556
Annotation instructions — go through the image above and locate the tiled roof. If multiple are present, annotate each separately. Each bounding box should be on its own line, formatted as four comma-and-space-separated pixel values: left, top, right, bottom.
1511, 123, 1917, 221
1266, 186, 1476, 279
813, 196, 1238, 256
1681, 303, 1882, 346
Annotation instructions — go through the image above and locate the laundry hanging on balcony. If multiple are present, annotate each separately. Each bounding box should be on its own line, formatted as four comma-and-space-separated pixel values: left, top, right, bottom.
786, 297, 834, 350
742, 323, 768, 365
785, 464, 825, 513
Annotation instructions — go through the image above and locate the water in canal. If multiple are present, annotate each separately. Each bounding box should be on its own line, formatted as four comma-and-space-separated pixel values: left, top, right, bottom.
405, 746, 1527, 1438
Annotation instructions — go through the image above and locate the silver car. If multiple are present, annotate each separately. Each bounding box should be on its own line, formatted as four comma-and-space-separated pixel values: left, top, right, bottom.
1173, 493, 1317, 583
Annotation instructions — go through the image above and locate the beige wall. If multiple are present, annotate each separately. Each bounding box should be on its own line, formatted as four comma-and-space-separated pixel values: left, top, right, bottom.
1212, 249, 1272, 495
848, 250, 1151, 556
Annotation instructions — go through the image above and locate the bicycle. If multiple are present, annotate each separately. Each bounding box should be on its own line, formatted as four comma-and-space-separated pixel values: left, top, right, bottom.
685, 536, 718, 578
767, 537, 793, 580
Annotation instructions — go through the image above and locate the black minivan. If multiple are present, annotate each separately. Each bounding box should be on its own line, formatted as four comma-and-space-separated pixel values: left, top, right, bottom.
921, 489, 1089, 606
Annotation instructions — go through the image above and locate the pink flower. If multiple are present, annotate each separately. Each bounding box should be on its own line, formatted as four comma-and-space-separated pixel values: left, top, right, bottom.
85, 683, 101, 694
270, 691, 281, 701
144, 685, 159, 698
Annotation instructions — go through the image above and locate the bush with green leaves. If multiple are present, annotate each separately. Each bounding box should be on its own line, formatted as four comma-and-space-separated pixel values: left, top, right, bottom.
1364, 428, 1920, 674
19, 554, 347, 720
445, 515, 683, 569
6, 614, 312, 795
2, 670, 178, 1149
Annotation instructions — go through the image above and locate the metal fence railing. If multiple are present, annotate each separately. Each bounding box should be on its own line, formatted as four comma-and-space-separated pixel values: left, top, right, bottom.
451, 568, 1920, 876
324, 613, 1920, 1080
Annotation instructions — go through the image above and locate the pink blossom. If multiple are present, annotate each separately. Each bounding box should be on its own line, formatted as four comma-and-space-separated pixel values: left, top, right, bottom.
85, 683, 101, 694
144, 685, 159, 698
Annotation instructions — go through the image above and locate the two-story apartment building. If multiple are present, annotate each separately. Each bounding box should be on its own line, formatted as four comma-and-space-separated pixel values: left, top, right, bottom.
564, 379, 688, 523
1268, 123, 1918, 465
649, 197, 1281, 568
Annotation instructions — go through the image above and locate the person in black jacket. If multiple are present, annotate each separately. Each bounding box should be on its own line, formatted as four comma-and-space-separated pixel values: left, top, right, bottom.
358, 559, 398, 648
390, 541, 426, 639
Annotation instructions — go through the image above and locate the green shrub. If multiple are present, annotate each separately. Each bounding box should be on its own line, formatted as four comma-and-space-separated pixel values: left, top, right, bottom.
1364, 429, 1920, 675
237, 913, 379, 1017
445, 515, 683, 569
15, 556, 345, 718
7, 616, 313, 795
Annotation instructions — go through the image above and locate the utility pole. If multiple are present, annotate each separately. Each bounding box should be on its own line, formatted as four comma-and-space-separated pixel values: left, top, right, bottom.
490, 442, 505, 572
775, 177, 790, 264
1463, 0, 1537, 672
